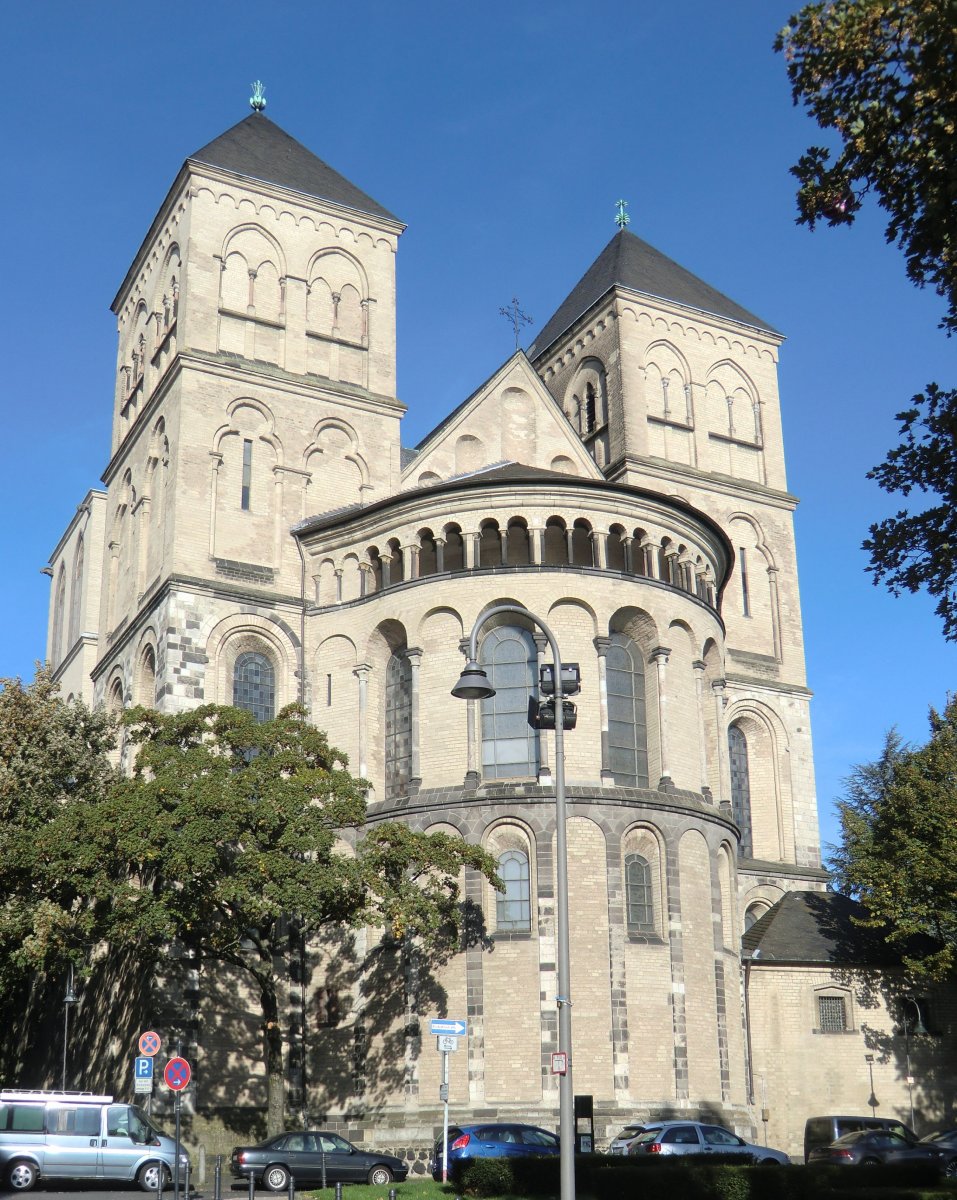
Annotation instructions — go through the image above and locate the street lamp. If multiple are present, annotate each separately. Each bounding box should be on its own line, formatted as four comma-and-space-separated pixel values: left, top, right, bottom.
452, 605, 576, 1200
62, 962, 77, 1090
899, 997, 928, 1133
864, 1053, 878, 1117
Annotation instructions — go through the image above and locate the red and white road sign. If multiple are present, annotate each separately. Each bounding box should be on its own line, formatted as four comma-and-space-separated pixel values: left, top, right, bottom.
138, 1031, 162, 1057
164, 1056, 191, 1091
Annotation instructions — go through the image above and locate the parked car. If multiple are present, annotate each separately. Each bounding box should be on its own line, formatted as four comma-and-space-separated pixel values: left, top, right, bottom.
627, 1121, 790, 1164
920, 1130, 957, 1177
430, 1123, 560, 1180
230, 1131, 407, 1189
807, 1128, 942, 1168
607, 1123, 646, 1155
804, 1115, 915, 1163
0, 1089, 187, 1192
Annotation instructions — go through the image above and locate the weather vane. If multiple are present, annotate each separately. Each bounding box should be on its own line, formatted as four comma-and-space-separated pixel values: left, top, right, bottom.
499, 296, 533, 351
250, 81, 267, 112
615, 198, 630, 230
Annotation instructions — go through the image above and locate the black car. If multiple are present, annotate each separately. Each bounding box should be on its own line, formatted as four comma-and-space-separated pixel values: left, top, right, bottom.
807, 1128, 942, 1168
230, 1131, 408, 1189
920, 1129, 957, 1176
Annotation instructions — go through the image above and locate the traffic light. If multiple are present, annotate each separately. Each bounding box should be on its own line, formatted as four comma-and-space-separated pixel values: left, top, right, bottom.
527, 697, 578, 730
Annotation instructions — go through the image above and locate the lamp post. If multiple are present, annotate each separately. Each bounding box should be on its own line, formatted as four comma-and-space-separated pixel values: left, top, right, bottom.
62, 962, 77, 1090
900, 997, 927, 1133
865, 1053, 878, 1117
452, 605, 575, 1200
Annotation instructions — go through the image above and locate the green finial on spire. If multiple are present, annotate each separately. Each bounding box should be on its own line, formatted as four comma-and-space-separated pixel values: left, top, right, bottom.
250, 81, 267, 112
615, 199, 630, 230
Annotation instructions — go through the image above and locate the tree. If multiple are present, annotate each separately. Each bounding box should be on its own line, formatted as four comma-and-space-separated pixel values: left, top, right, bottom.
776, 1, 957, 331
82, 703, 497, 1133
832, 697, 957, 979
777, 2, 957, 639
0, 667, 117, 1003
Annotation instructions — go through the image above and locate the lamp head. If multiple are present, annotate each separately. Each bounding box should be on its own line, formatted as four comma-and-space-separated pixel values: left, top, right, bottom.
452, 661, 496, 700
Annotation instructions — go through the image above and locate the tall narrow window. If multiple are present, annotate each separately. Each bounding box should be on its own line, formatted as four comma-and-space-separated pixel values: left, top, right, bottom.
480, 626, 539, 779
818, 995, 848, 1034
606, 633, 648, 786
728, 725, 753, 856
739, 547, 751, 617
52, 567, 67, 668
241, 439, 253, 511
384, 651, 412, 798
584, 383, 597, 432
69, 537, 85, 647
233, 651, 275, 722
625, 853, 654, 932
496, 850, 531, 931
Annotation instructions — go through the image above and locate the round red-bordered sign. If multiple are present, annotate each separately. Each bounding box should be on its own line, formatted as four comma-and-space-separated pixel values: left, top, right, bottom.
138, 1031, 162, 1057
164, 1056, 191, 1091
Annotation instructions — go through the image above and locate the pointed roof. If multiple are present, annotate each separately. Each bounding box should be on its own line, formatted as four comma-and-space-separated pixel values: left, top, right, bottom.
189, 114, 400, 223
528, 229, 777, 358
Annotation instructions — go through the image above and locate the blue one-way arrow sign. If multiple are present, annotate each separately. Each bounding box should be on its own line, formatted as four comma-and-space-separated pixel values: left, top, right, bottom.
430, 1018, 466, 1036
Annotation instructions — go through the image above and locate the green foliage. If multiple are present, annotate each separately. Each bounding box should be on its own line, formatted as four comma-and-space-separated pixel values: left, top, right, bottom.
0, 667, 116, 998
863, 383, 957, 642
457, 1156, 517, 1196
777, 3, 957, 638
833, 697, 957, 978
776, 0, 957, 332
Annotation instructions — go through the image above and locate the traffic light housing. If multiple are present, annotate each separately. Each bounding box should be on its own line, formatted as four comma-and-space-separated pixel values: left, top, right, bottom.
528, 697, 578, 730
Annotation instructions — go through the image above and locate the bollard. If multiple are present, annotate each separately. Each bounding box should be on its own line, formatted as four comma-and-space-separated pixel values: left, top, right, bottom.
214, 1155, 222, 1200
157, 1165, 165, 1200
389, 1190, 397, 1200
184, 1158, 191, 1197
334, 1183, 343, 1200
248, 1168, 256, 1200
287, 1169, 295, 1200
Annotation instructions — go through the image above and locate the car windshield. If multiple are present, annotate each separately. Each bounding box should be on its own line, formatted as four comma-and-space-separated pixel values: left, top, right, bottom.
632, 1129, 664, 1145
834, 1132, 867, 1145
615, 1126, 642, 1139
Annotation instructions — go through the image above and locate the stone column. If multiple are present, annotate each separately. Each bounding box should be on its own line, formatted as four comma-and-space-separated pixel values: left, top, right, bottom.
692, 660, 713, 801
622, 535, 634, 574
590, 530, 604, 568
650, 646, 673, 790
712, 678, 730, 813
405, 543, 420, 581
529, 525, 543, 565
407, 647, 423, 794
768, 566, 783, 662
435, 536, 446, 573
353, 663, 371, 779
334, 569, 343, 604
594, 636, 614, 783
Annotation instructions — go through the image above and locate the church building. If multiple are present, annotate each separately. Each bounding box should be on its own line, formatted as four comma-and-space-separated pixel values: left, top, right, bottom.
45, 106, 951, 1163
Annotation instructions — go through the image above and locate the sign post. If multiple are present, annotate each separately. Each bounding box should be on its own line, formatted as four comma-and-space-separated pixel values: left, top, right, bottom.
164, 1058, 191, 1200
430, 1020, 466, 1183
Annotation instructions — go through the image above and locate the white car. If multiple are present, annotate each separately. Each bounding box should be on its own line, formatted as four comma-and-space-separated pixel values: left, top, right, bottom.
628, 1121, 790, 1165
607, 1123, 646, 1155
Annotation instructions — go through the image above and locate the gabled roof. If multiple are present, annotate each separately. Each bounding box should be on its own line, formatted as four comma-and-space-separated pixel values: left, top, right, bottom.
528, 229, 778, 358
189, 114, 399, 223
742, 891, 909, 967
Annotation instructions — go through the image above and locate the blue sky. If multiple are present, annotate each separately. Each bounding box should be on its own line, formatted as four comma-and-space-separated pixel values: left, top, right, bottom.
3, 1, 953, 856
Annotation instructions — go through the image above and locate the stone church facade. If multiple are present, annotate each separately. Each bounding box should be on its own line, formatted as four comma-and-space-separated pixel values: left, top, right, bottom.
44, 110, 952, 1161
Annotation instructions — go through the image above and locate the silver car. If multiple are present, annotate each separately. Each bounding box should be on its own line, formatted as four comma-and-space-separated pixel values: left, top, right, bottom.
607, 1123, 646, 1155
628, 1121, 790, 1165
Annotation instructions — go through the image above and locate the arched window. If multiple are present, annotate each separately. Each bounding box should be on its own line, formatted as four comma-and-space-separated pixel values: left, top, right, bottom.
606, 634, 648, 786
496, 849, 531, 931
385, 651, 412, 798
625, 853, 653, 932
233, 652, 275, 722
480, 626, 539, 779
744, 902, 768, 932
139, 645, 157, 707
69, 536, 84, 646
728, 725, 753, 856
52, 566, 67, 667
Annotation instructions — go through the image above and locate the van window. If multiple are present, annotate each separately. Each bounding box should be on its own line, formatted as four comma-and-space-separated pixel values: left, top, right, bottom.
0, 1105, 45, 1132
47, 1106, 101, 1136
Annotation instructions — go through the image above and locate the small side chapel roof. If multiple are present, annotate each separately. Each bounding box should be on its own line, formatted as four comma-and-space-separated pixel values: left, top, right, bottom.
742, 890, 910, 967
528, 228, 778, 359
189, 114, 400, 223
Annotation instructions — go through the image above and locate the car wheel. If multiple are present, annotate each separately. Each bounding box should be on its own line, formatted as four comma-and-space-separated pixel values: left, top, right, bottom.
946, 1157, 957, 1178
368, 1165, 393, 1186
264, 1164, 291, 1192
7, 1162, 38, 1192
137, 1162, 172, 1192
861, 1157, 880, 1166
758, 1158, 782, 1166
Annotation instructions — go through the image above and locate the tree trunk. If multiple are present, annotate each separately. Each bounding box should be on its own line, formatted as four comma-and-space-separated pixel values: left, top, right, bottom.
260, 976, 285, 1136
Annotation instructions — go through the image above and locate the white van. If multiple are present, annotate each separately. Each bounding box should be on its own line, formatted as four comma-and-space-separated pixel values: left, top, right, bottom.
0, 1089, 187, 1192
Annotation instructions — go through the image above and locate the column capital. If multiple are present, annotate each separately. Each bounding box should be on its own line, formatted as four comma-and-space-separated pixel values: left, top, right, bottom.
406, 646, 424, 664
593, 636, 612, 657
649, 645, 672, 664
353, 662, 372, 679
692, 659, 707, 673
